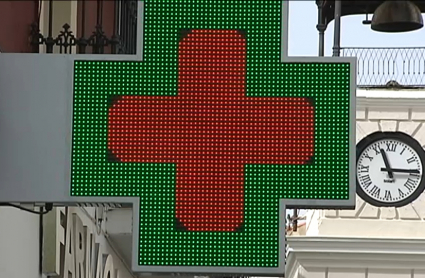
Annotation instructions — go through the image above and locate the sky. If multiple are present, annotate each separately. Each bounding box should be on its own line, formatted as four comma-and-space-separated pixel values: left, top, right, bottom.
287, 1, 425, 57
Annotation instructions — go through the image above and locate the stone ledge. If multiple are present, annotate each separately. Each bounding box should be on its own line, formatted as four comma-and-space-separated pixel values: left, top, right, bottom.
357, 89, 425, 108
367, 108, 409, 120
412, 110, 425, 121
286, 236, 425, 275
317, 218, 425, 238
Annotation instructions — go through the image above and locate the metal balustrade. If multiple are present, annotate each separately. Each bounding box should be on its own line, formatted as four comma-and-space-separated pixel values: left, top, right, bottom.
341, 47, 425, 87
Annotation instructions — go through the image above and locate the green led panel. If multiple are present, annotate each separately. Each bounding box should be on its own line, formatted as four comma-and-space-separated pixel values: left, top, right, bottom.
71, 0, 353, 273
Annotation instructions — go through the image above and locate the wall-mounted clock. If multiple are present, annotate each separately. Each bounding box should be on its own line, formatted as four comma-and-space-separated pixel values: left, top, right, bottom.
356, 131, 425, 207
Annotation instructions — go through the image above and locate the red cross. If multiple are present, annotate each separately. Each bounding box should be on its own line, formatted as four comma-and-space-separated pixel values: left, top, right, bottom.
108, 29, 314, 232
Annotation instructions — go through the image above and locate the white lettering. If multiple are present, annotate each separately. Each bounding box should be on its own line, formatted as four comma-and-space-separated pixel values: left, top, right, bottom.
103, 255, 114, 278
58, 209, 122, 278
74, 215, 86, 278
63, 210, 76, 277
57, 208, 66, 275
85, 227, 95, 278
95, 244, 103, 278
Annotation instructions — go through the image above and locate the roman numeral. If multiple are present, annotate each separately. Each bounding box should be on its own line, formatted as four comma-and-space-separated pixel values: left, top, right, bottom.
384, 190, 392, 201
364, 154, 373, 161
359, 175, 372, 189
385, 142, 397, 152
404, 178, 416, 191
369, 185, 381, 198
400, 146, 407, 155
372, 145, 381, 155
398, 188, 406, 198
407, 156, 416, 164
359, 165, 369, 173
410, 172, 420, 178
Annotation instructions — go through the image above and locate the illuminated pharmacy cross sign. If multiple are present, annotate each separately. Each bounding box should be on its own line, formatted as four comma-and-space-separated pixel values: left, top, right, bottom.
72, 0, 352, 271
108, 29, 314, 232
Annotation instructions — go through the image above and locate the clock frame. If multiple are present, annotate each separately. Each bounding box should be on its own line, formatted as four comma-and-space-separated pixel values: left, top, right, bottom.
356, 131, 425, 207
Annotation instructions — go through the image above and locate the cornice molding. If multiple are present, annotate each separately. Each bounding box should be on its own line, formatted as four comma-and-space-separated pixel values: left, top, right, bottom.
286, 236, 425, 272
288, 236, 425, 253
357, 89, 425, 108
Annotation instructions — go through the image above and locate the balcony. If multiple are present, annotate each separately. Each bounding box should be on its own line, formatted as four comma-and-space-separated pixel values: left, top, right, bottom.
0, 0, 137, 54
341, 47, 425, 88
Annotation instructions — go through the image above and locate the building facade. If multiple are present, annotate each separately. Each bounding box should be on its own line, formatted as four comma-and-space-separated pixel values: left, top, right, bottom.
287, 87, 425, 278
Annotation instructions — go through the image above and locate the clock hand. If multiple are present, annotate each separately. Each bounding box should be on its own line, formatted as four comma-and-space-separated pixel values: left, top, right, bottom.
380, 168, 420, 174
380, 149, 394, 178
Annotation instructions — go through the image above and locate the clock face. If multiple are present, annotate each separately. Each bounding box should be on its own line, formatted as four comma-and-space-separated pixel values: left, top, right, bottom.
356, 131, 425, 207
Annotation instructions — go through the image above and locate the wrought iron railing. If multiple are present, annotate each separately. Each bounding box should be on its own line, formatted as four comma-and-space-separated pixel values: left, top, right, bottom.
30, 0, 137, 54
341, 47, 425, 87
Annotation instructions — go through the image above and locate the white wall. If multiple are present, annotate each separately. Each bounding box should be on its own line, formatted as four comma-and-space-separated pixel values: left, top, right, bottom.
0, 207, 42, 278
